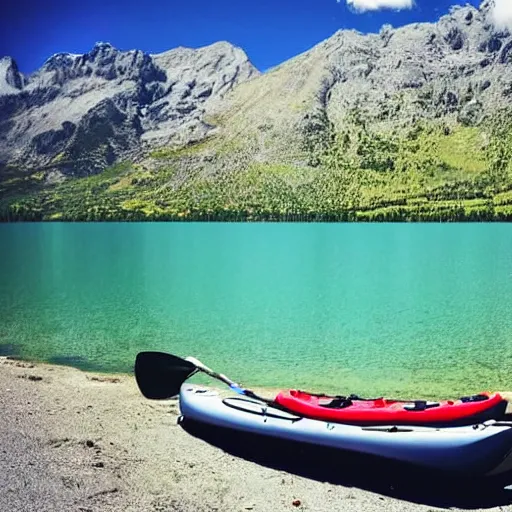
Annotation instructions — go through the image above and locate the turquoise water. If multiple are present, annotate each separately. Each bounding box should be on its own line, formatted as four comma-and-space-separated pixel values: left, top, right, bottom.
0, 223, 511, 399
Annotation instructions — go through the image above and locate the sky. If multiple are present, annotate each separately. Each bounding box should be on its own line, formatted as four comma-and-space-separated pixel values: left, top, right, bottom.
0, 0, 510, 75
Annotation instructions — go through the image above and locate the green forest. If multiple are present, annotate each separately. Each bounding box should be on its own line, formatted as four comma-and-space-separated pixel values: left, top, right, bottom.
1, 109, 512, 222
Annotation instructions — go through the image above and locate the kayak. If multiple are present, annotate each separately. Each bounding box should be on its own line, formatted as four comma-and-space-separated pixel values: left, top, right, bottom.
178, 384, 512, 476
274, 390, 508, 427
133, 352, 512, 478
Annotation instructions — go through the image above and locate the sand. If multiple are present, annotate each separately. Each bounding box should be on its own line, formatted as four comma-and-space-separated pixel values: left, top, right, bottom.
2, 356, 512, 512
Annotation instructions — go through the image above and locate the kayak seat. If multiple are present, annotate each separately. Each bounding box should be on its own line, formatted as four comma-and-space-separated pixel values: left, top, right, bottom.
460, 394, 489, 403
403, 400, 440, 411
318, 393, 390, 409
319, 397, 353, 409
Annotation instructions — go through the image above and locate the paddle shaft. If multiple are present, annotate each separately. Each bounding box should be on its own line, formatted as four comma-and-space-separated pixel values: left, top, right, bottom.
185, 355, 300, 413
185, 356, 281, 407
185, 356, 240, 388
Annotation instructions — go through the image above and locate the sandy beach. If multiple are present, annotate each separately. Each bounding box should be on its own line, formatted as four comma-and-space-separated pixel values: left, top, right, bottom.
2, 356, 512, 512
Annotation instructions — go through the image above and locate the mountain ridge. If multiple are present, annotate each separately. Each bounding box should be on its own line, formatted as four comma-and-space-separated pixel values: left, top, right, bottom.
0, 40, 259, 175
1, 0, 512, 222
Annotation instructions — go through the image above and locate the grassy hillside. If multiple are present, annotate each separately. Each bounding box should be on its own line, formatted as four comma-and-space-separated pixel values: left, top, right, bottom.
1, 110, 512, 222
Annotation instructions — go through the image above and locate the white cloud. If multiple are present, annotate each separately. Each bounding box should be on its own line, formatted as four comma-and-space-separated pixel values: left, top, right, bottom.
491, 0, 512, 31
344, 0, 414, 13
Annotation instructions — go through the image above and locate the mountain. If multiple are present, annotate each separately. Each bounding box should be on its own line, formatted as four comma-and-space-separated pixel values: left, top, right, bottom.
0, 41, 258, 176
203, 0, 512, 164
1, 0, 512, 221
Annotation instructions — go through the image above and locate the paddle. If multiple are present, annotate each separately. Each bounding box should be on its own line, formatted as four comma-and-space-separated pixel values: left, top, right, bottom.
134, 351, 249, 400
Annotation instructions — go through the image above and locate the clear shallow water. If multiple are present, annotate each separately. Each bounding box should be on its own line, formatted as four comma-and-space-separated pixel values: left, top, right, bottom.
0, 223, 511, 399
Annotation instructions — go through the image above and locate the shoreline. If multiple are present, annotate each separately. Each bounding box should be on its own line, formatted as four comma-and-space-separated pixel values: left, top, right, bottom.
0, 353, 283, 399
2, 214, 512, 222
4, 353, 512, 406
2, 356, 512, 511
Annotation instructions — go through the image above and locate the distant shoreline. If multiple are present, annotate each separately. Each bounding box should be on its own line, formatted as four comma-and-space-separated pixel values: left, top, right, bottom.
2, 208, 512, 222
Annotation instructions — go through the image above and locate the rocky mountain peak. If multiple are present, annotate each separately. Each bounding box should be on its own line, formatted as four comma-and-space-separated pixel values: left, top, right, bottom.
0, 57, 24, 94
86, 42, 120, 65
41, 52, 80, 71
28, 42, 166, 87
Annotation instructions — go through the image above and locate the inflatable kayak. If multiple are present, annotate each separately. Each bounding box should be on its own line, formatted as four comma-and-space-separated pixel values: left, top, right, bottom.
179, 385, 512, 476
274, 390, 507, 427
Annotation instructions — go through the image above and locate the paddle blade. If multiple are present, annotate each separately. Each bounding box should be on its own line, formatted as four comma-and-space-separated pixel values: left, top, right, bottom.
135, 351, 198, 399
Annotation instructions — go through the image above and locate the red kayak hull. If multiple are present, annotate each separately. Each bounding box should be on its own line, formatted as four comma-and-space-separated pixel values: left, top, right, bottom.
274, 390, 507, 426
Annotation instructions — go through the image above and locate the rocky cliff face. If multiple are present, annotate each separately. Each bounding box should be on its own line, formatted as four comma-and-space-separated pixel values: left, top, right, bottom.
0, 41, 259, 175
203, 0, 512, 169
0, 57, 25, 94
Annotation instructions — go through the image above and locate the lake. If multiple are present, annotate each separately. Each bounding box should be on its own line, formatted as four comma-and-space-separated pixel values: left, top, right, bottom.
0, 222, 511, 399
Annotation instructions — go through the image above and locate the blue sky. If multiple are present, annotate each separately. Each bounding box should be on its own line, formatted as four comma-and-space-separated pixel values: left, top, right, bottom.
1, 0, 483, 75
